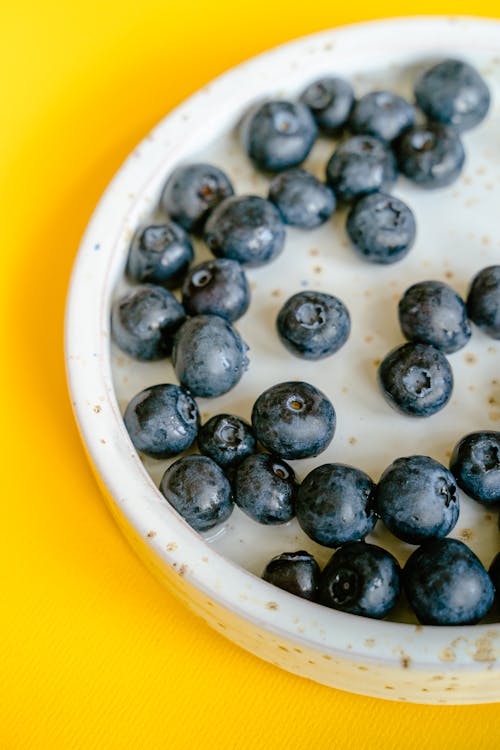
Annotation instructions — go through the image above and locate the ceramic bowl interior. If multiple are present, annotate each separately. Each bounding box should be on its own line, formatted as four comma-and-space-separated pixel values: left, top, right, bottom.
66, 17, 500, 703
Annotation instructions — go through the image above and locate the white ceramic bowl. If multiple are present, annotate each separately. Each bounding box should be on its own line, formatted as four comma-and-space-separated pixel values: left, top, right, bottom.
65, 17, 500, 704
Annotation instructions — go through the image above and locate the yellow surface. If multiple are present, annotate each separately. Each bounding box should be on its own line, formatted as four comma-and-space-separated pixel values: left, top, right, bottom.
2, 3, 500, 748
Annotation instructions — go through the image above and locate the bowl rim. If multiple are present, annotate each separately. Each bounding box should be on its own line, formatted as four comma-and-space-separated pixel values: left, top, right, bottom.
65, 15, 500, 672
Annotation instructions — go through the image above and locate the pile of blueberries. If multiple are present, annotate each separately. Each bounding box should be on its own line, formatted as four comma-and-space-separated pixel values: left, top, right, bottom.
112, 58, 500, 626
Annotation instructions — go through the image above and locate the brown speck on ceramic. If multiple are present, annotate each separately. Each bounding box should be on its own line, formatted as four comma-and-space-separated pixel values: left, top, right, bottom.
265, 601, 279, 610
415, 625, 424, 632
445, 450, 452, 458
488, 346, 497, 354
278, 645, 289, 652
322, 654, 333, 660
459, 528, 473, 542
488, 395, 497, 405
202, 556, 209, 563
249, 281, 257, 291
484, 513, 493, 521
439, 648, 456, 662
364, 638, 375, 648
364, 335, 374, 343
271, 289, 282, 298
473, 637, 496, 662
431, 675, 444, 681
349, 436, 357, 445
93, 405, 102, 413
100, 439, 106, 444
401, 655, 411, 669
372, 358, 381, 367
462, 175, 473, 185
357, 665, 368, 670
482, 235, 491, 246
146, 530, 156, 538
217, 621, 227, 630
444, 270, 454, 279
166, 542, 178, 552
468, 384, 476, 392
364, 289, 372, 298
341, 386, 349, 394
385, 685, 395, 690
309, 248, 320, 256
313, 265, 322, 274
464, 353, 477, 365
489, 411, 500, 422
293, 647, 302, 653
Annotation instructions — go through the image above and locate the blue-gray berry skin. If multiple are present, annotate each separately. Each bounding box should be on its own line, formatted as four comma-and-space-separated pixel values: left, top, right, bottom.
467, 266, 500, 340
204, 195, 286, 268
251, 381, 336, 460
126, 222, 194, 290
296, 464, 377, 547
349, 91, 416, 143
276, 290, 350, 360
399, 280, 471, 353
172, 315, 249, 398
378, 342, 453, 417
395, 124, 465, 188
268, 169, 336, 228
181, 259, 250, 322
246, 100, 317, 172
346, 193, 416, 264
490, 552, 500, 592
415, 59, 490, 132
111, 284, 186, 360
375, 455, 459, 544
159, 455, 233, 532
449, 432, 500, 506
319, 542, 401, 619
124, 384, 199, 458
299, 76, 354, 136
160, 163, 234, 233
234, 453, 298, 525
403, 538, 495, 625
263, 551, 320, 601
197, 414, 257, 470
325, 135, 397, 203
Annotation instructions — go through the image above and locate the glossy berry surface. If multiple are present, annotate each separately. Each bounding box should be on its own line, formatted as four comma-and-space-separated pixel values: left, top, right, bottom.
415, 58, 490, 132
181, 258, 250, 322
234, 453, 298, 525
127, 222, 194, 290
197, 414, 257, 470
160, 163, 234, 233
349, 90, 416, 142
375, 455, 459, 544
319, 542, 401, 619
268, 168, 336, 228
204, 195, 285, 267
262, 551, 320, 601
395, 124, 465, 188
346, 192, 416, 264
123, 384, 199, 459
276, 290, 350, 359
449, 431, 500, 505
467, 265, 500, 340
159, 455, 233, 532
172, 315, 249, 398
403, 538, 495, 625
325, 135, 397, 203
296, 463, 377, 547
398, 280, 471, 353
246, 100, 317, 172
111, 284, 186, 360
378, 342, 453, 417
299, 76, 354, 135
251, 381, 335, 460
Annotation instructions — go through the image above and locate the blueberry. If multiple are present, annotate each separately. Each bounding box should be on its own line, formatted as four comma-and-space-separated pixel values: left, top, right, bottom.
489, 552, 500, 591
197, 413, 257, 469
399, 280, 471, 353
172, 315, 249, 398
349, 91, 416, 143
159, 455, 233, 532
300, 76, 354, 136
395, 124, 465, 188
160, 163, 234, 233
111, 284, 186, 360
415, 59, 490, 132
378, 342, 453, 417
276, 290, 350, 359
262, 551, 320, 601
204, 195, 285, 267
126, 222, 194, 290
268, 168, 336, 228
181, 259, 250, 322
375, 455, 459, 544
467, 266, 500, 340
319, 542, 401, 619
246, 100, 317, 172
449, 431, 500, 506
251, 381, 335, 460
296, 463, 377, 547
403, 538, 495, 625
346, 193, 416, 264
325, 135, 397, 203
123, 384, 199, 458
234, 453, 298, 525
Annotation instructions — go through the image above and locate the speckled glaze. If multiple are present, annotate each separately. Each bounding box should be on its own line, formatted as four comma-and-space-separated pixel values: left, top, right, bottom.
65, 17, 500, 704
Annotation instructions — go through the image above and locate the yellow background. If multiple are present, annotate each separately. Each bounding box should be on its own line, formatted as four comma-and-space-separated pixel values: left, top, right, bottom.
2, 3, 499, 748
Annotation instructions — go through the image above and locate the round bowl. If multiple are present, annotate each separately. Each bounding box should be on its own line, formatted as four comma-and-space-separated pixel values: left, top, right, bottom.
65, 16, 500, 704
